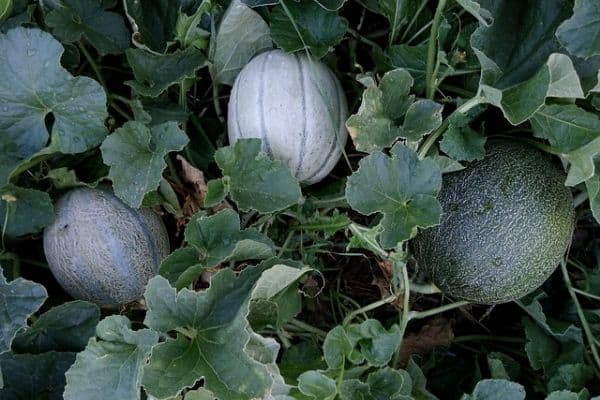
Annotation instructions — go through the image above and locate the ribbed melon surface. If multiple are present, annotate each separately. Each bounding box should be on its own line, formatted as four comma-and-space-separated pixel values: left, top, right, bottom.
43, 188, 169, 307
413, 141, 575, 304
227, 49, 348, 184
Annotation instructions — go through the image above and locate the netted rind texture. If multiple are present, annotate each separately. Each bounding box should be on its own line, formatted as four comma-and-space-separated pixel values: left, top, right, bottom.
413, 141, 575, 304
43, 188, 169, 307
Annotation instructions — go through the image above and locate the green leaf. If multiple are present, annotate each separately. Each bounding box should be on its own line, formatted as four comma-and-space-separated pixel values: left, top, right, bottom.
402, 100, 443, 141
212, 0, 271, 86
250, 261, 313, 328
530, 104, 600, 186
141, 269, 274, 399
158, 247, 207, 290
270, 0, 348, 59
159, 209, 275, 288
547, 363, 594, 393
214, 138, 303, 213
440, 119, 486, 162
63, 315, 159, 400
123, 0, 180, 52
246, 333, 291, 397
345, 143, 442, 248
546, 390, 586, 400
0, 27, 108, 179
0, 0, 12, 23
377, 44, 428, 93
175, 1, 211, 50
486, 353, 520, 381
455, 0, 493, 27
586, 165, 600, 223
323, 325, 355, 369
0, 269, 47, 355
46, 167, 82, 189
347, 320, 401, 367
471, 0, 585, 124
466, 379, 525, 400
476, 53, 584, 125
0, 185, 54, 237
279, 341, 327, 384
100, 121, 189, 208
406, 358, 438, 400
297, 370, 337, 400
297, 210, 351, 238
204, 178, 227, 207
367, 367, 412, 399
45, 0, 130, 55
184, 388, 216, 400
556, 0, 600, 59
346, 83, 403, 153
347, 69, 442, 152
12, 300, 100, 353
0, 351, 76, 399
125, 47, 207, 97
360, 0, 417, 44
339, 379, 371, 400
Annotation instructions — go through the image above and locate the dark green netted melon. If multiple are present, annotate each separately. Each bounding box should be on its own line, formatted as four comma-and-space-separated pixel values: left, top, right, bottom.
43, 188, 169, 307
412, 140, 575, 304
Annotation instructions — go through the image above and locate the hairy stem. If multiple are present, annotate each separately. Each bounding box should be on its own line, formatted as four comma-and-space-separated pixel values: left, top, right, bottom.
560, 260, 600, 371
425, 0, 448, 99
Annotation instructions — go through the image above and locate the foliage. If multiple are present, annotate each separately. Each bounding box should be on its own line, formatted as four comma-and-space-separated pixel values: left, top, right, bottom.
1, 0, 600, 399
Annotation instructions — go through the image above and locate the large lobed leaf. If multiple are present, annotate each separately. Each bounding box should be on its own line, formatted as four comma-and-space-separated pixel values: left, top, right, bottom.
141, 267, 275, 399
470, 0, 585, 124
160, 208, 275, 289
0, 185, 54, 237
346, 69, 442, 153
212, 0, 272, 86
0, 268, 47, 355
126, 47, 207, 97
214, 138, 303, 213
0, 27, 108, 183
270, 0, 348, 59
45, 0, 130, 55
101, 121, 189, 208
63, 315, 159, 400
345, 143, 442, 248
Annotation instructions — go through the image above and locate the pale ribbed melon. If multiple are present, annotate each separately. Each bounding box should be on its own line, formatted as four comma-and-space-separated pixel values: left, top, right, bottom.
227, 49, 349, 184
43, 188, 169, 307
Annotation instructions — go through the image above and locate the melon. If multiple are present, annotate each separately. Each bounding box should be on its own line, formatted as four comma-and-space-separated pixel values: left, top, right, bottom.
43, 188, 169, 307
412, 140, 575, 304
227, 49, 349, 184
